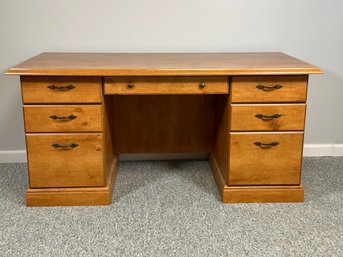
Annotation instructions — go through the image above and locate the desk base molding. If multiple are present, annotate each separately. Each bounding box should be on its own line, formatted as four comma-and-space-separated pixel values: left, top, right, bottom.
26, 158, 117, 207
209, 154, 304, 203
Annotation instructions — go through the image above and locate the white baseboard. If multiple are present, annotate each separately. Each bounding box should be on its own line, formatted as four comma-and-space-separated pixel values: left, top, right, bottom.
1, 144, 343, 163
0, 150, 27, 163
303, 144, 343, 157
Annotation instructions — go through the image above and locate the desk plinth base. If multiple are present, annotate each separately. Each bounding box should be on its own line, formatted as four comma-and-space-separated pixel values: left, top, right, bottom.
209, 154, 304, 203
25, 159, 117, 207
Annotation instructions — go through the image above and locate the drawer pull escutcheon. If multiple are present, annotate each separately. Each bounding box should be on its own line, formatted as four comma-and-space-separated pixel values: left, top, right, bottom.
51, 143, 79, 150
256, 84, 283, 91
127, 82, 135, 89
255, 113, 282, 120
199, 82, 206, 89
47, 84, 75, 91
49, 115, 77, 121
254, 141, 279, 148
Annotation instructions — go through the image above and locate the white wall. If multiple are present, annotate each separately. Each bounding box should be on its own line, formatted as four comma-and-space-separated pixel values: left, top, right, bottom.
1, 0, 343, 158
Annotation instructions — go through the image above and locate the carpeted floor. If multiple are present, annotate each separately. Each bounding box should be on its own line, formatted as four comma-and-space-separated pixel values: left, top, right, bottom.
0, 157, 342, 257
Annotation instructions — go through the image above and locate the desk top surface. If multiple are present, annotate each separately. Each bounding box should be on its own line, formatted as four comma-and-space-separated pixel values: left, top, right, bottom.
6, 52, 322, 76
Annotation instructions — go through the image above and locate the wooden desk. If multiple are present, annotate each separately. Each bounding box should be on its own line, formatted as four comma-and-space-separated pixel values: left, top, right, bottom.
6, 52, 322, 207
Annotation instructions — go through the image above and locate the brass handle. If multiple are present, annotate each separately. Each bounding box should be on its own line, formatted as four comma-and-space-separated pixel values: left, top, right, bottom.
255, 113, 282, 120
127, 82, 135, 89
51, 143, 79, 150
256, 84, 283, 91
49, 115, 77, 121
199, 82, 206, 89
254, 141, 279, 149
47, 85, 75, 91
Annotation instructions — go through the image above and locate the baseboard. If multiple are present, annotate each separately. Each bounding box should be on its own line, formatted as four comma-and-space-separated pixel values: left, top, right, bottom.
1, 144, 343, 163
303, 144, 343, 157
0, 150, 27, 163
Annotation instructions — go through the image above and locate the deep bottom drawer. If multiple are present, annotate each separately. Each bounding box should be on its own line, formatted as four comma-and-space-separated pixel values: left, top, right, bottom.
26, 133, 104, 188
228, 132, 304, 185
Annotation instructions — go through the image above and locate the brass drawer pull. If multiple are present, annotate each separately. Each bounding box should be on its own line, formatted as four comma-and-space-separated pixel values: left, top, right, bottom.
255, 113, 282, 120
52, 143, 79, 150
127, 82, 135, 89
254, 141, 279, 148
199, 82, 206, 89
47, 84, 75, 91
49, 115, 77, 121
256, 84, 283, 91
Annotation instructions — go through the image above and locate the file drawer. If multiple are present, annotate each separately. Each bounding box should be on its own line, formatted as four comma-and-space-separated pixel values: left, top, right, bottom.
228, 132, 303, 185
26, 133, 104, 188
230, 104, 306, 131
24, 105, 103, 132
231, 76, 307, 103
21, 77, 102, 103
104, 76, 229, 94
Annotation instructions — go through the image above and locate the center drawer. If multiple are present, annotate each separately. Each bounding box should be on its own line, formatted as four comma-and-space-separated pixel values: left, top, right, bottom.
26, 133, 104, 188
104, 76, 229, 94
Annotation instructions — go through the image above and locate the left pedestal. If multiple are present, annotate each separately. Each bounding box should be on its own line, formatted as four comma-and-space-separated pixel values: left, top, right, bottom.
20, 76, 116, 207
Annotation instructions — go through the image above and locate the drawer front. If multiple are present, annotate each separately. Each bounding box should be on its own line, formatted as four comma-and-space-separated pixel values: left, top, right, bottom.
26, 134, 104, 188
230, 104, 306, 131
231, 76, 307, 103
21, 77, 102, 103
24, 105, 102, 132
104, 76, 229, 94
229, 132, 303, 185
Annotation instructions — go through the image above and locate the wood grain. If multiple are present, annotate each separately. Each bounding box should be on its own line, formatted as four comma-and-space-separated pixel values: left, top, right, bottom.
7, 52, 322, 76
231, 75, 308, 103
112, 95, 215, 153
228, 132, 304, 185
213, 95, 229, 182
21, 76, 102, 103
102, 96, 116, 181
26, 133, 105, 188
23, 105, 102, 132
230, 104, 306, 131
104, 76, 228, 94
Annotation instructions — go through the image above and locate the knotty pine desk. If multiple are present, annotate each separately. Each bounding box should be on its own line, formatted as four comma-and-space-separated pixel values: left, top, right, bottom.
6, 52, 322, 207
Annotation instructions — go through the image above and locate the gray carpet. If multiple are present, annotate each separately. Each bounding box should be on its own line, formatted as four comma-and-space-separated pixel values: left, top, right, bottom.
0, 157, 343, 257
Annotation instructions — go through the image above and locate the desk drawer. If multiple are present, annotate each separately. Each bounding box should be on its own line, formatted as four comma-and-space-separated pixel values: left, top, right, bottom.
104, 77, 228, 94
231, 76, 307, 103
26, 133, 104, 188
230, 104, 306, 131
21, 77, 102, 103
228, 132, 303, 185
24, 105, 103, 132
